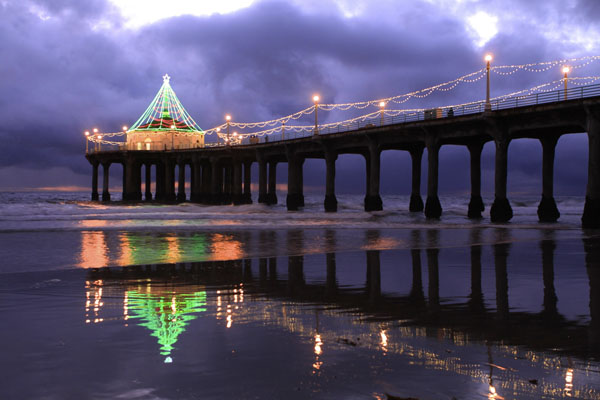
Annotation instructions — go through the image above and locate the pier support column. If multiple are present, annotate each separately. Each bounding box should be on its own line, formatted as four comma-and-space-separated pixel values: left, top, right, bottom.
364, 143, 383, 211
155, 162, 165, 202
467, 142, 485, 219
324, 150, 338, 212
123, 159, 141, 201
210, 160, 222, 204
583, 110, 600, 228
223, 164, 232, 204
145, 164, 152, 201
232, 160, 244, 205
101, 162, 110, 202
243, 161, 252, 204
286, 153, 304, 211
538, 136, 560, 222
91, 162, 99, 201
164, 160, 176, 203
425, 139, 442, 219
409, 146, 424, 212
490, 135, 513, 222
200, 162, 211, 204
190, 160, 201, 203
267, 161, 278, 205
258, 158, 268, 204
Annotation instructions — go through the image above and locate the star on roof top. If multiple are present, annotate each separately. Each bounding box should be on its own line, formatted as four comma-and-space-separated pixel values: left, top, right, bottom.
162, 74, 170, 83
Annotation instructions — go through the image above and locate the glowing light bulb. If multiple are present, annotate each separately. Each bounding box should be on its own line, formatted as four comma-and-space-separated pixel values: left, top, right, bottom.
122, 126, 128, 131
313, 95, 320, 103
485, 54, 493, 62
171, 125, 176, 129
379, 101, 386, 108
93, 128, 98, 133
225, 115, 231, 121
563, 66, 570, 74
233, 132, 238, 136
84, 131, 90, 136
97, 135, 102, 140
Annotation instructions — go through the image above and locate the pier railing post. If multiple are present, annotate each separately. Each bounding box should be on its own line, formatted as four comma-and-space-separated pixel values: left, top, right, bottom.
490, 131, 513, 222
223, 163, 232, 204
537, 135, 560, 222
164, 159, 176, 203
409, 145, 424, 212
583, 109, 600, 228
467, 142, 485, 219
424, 134, 442, 219
324, 148, 338, 212
364, 140, 383, 211
190, 158, 202, 203
91, 162, 99, 201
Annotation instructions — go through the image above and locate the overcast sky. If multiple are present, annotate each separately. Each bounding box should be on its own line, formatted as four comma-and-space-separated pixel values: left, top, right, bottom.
1, 0, 599, 196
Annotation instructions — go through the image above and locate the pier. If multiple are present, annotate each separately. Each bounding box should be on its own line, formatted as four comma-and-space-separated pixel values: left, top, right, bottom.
85, 82, 600, 228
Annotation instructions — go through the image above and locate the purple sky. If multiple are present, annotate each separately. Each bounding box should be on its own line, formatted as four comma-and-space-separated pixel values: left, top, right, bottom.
1, 0, 599, 196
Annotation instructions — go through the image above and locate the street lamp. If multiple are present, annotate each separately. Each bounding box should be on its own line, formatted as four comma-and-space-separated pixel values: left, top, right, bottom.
485, 54, 493, 111
84, 131, 90, 153
97, 135, 102, 152
225, 115, 232, 145
313, 95, 320, 135
563, 66, 570, 101
379, 101, 386, 126
122, 126, 128, 132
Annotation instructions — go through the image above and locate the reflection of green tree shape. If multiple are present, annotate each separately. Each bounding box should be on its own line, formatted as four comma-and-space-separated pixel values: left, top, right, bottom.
179, 233, 209, 262
123, 232, 209, 265
126, 290, 207, 358
123, 233, 170, 265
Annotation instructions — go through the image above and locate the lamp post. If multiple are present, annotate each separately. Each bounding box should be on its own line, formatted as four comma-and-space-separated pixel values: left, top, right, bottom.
313, 95, 320, 135
225, 115, 231, 145
379, 101, 386, 126
563, 66, 570, 101
485, 54, 493, 111
122, 126, 128, 150
84, 131, 90, 153
93, 128, 99, 152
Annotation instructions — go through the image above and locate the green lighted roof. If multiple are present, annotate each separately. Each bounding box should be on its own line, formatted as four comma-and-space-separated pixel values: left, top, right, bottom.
129, 74, 204, 133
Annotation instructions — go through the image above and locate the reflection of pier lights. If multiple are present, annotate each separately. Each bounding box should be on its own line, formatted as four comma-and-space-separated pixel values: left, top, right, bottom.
84, 280, 105, 324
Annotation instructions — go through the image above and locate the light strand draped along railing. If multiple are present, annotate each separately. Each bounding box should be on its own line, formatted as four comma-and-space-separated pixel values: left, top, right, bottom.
88, 83, 600, 152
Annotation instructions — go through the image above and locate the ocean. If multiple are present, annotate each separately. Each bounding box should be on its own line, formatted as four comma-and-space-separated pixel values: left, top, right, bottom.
0, 191, 599, 399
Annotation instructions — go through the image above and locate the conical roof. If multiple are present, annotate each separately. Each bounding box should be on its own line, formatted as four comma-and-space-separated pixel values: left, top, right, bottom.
129, 74, 203, 133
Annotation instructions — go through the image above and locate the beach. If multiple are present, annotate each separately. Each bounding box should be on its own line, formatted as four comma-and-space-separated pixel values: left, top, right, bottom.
0, 191, 599, 399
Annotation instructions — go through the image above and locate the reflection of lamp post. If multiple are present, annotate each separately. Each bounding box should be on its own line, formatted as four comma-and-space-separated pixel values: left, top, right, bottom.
379, 101, 386, 126
84, 131, 90, 153
225, 115, 231, 145
313, 95, 320, 135
563, 66, 570, 101
485, 54, 493, 111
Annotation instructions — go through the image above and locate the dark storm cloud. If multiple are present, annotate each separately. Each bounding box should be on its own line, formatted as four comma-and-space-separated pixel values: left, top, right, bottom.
0, 0, 596, 195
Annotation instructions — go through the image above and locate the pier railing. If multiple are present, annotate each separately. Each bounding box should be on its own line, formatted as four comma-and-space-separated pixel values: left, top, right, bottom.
88, 83, 600, 152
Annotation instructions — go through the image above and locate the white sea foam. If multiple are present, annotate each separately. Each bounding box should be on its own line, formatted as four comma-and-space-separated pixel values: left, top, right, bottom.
0, 191, 588, 232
